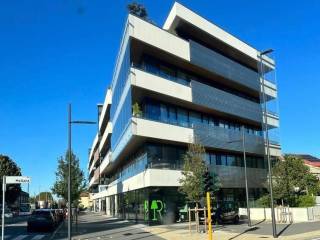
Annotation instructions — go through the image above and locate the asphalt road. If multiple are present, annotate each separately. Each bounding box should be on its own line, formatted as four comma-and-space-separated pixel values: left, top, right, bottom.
1, 217, 55, 240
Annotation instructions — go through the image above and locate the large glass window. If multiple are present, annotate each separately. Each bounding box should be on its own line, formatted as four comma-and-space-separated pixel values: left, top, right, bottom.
145, 101, 160, 121
189, 111, 201, 126
227, 155, 236, 166
168, 106, 177, 124
177, 108, 189, 127
141, 99, 263, 137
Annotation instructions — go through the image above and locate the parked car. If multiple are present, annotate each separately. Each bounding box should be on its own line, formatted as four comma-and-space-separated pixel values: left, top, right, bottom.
199, 201, 240, 224
0, 208, 13, 218
27, 209, 55, 232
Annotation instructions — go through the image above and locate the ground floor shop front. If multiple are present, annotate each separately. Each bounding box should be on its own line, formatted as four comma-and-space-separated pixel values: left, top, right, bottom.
93, 186, 267, 225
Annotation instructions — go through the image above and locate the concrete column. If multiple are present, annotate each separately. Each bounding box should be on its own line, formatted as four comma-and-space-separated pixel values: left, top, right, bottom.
93, 199, 96, 212
106, 196, 110, 216
114, 195, 118, 217
98, 199, 102, 212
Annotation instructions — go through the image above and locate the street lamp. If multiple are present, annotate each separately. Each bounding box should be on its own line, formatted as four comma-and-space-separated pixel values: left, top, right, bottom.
227, 125, 251, 227
67, 104, 96, 240
259, 49, 277, 238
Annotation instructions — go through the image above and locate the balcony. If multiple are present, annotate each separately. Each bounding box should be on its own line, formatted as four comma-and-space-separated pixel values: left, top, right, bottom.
210, 165, 267, 188
191, 80, 262, 123
100, 151, 112, 175
88, 134, 98, 165
132, 68, 278, 128
89, 149, 99, 175
189, 40, 261, 91
99, 88, 112, 131
89, 168, 100, 187
99, 122, 112, 154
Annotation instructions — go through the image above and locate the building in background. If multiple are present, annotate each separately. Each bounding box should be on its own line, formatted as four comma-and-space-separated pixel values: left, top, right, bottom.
87, 2, 281, 224
288, 154, 320, 180
79, 192, 92, 210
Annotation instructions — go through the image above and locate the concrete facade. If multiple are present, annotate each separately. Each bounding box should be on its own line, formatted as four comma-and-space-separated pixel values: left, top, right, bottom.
87, 2, 281, 224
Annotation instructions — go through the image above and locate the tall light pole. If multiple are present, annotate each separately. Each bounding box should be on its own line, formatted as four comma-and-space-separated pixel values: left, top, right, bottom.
228, 125, 251, 227
259, 49, 277, 238
67, 104, 96, 240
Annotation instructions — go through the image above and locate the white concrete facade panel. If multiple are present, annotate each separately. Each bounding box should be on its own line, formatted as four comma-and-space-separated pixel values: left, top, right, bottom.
132, 117, 194, 144
92, 169, 183, 200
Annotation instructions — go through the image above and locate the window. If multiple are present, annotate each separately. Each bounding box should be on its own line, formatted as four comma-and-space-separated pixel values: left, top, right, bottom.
146, 102, 160, 121
189, 111, 201, 126
221, 155, 227, 165
227, 155, 236, 166
210, 154, 216, 165
177, 108, 189, 127
159, 65, 175, 80
202, 114, 209, 124
160, 104, 168, 122
168, 106, 177, 124
205, 153, 210, 165
216, 154, 222, 165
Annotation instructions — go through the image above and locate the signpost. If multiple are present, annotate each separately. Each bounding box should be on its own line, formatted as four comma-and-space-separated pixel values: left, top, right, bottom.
2, 176, 31, 240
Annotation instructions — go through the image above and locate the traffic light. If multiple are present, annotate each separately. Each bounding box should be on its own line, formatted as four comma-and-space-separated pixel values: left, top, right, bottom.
203, 168, 214, 193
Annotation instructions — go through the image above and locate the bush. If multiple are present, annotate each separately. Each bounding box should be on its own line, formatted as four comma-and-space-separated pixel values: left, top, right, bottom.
296, 195, 315, 207
256, 195, 270, 208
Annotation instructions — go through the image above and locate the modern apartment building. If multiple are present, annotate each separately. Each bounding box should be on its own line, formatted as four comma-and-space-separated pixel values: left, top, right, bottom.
88, 2, 281, 224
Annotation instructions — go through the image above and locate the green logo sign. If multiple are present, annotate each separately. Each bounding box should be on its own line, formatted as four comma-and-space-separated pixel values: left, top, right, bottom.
144, 199, 165, 221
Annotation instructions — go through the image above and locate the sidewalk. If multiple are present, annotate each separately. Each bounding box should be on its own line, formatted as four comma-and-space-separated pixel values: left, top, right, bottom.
145, 220, 320, 240
51, 213, 320, 240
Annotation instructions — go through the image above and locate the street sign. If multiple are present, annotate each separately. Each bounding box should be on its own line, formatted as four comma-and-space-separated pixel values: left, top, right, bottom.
5, 176, 31, 184
2, 176, 31, 240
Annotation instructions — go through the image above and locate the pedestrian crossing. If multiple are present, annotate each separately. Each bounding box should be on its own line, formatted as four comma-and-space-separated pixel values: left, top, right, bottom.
4, 234, 47, 240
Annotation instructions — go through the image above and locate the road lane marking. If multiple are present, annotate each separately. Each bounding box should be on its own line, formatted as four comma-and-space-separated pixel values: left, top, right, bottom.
12, 235, 28, 240
31, 235, 46, 240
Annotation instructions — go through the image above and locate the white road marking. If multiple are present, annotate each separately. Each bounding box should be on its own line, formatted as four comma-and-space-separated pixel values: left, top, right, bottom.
31, 235, 46, 240
12, 235, 28, 240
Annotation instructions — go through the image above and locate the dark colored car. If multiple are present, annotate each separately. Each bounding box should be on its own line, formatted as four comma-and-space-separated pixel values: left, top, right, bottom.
200, 202, 240, 224
27, 210, 55, 232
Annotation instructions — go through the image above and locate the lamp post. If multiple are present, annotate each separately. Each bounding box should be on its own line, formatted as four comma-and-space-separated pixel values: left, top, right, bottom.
259, 49, 277, 238
67, 104, 96, 240
228, 125, 251, 227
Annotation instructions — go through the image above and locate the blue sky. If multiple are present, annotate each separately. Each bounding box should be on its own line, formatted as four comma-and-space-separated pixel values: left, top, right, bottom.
0, 0, 319, 195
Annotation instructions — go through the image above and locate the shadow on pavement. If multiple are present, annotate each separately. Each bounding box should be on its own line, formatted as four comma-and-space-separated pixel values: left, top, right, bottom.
228, 226, 260, 240
277, 223, 292, 237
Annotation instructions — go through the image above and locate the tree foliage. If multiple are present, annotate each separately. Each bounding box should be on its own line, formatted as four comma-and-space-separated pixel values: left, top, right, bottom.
0, 155, 22, 204
272, 155, 320, 206
132, 102, 142, 117
179, 142, 220, 204
51, 151, 86, 206
35, 192, 54, 202
127, 2, 148, 19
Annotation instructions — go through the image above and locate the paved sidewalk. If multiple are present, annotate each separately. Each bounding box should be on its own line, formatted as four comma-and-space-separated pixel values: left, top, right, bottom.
51, 213, 320, 240
51, 212, 165, 240
145, 220, 320, 240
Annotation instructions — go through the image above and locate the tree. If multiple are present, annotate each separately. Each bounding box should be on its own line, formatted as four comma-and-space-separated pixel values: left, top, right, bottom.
35, 192, 54, 202
179, 142, 217, 205
51, 151, 86, 206
132, 102, 142, 117
0, 155, 22, 204
127, 2, 148, 19
272, 155, 320, 206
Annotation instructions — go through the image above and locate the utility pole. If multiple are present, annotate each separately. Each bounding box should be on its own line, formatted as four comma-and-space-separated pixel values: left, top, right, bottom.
242, 125, 251, 227
67, 103, 96, 240
68, 104, 72, 240
259, 49, 277, 238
